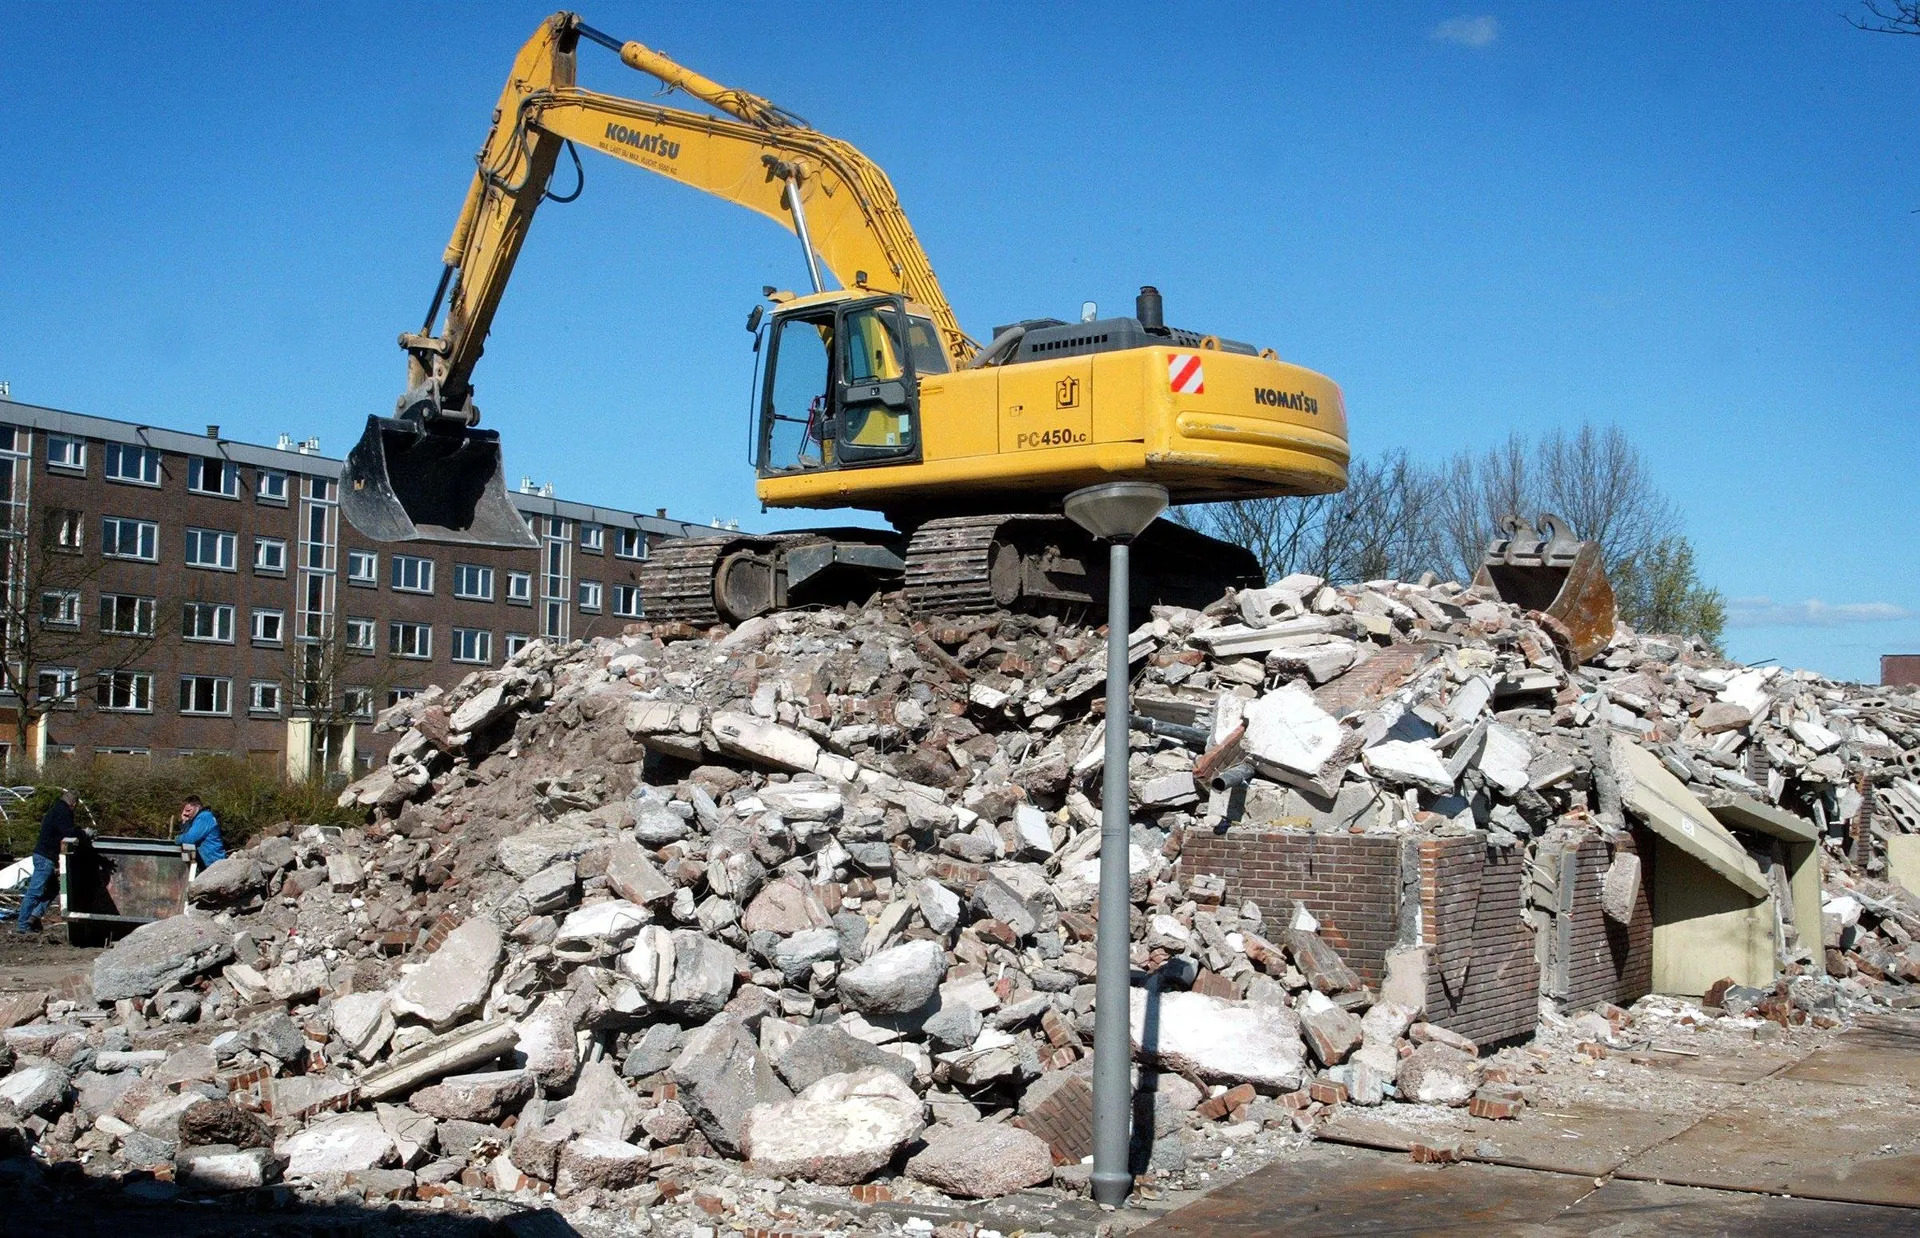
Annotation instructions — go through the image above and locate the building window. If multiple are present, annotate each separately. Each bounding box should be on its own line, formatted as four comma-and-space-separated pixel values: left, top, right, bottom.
580, 523, 604, 553
504, 633, 531, 658
102, 517, 157, 561
343, 686, 375, 720
614, 528, 647, 560
252, 609, 284, 645
451, 627, 492, 665
386, 686, 420, 708
96, 670, 153, 712
344, 616, 375, 652
390, 554, 434, 594
256, 469, 289, 504
184, 527, 237, 570
182, 601, 235, 643
51, 509, 84, 553
389, 619, 431, 659
547, 517, 571, 539
46, 435, 85, 472
346, 549, 377, 586
307, 475, 334, 501
578, 580, 603, 613
37, 667, 78, 709
178, 675, 231, 716
506, 571, 532, 604
254, 537, 287, 575
612, 585, 643, 618
187, 456, 239, 496
39, 590, 80, 629
249, 681, 282, 714
100, 594, 156, 636
104, 443, 161, 485
453, 563, 494, 600
544, 600, 564, 639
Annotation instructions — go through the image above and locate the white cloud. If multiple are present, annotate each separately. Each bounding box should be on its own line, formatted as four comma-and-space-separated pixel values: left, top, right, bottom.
1725, 597, 1916, 628
1431, 16, 1500, 48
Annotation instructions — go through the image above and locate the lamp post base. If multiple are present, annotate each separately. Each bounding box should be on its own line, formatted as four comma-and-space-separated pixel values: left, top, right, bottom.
1091, 1169, 1134, 1207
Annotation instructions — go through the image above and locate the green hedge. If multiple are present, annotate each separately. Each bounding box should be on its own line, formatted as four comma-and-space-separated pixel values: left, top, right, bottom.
0, 754, 360, 858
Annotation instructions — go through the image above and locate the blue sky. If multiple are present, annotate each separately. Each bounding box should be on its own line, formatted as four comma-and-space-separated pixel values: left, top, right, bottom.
2, 3, 1915, 681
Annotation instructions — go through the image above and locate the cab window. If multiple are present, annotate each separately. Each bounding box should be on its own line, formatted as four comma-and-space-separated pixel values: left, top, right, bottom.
762, 312, 834, 471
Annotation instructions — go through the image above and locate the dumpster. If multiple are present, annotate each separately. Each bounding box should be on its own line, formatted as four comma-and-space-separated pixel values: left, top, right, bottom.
59, 836, 198, 947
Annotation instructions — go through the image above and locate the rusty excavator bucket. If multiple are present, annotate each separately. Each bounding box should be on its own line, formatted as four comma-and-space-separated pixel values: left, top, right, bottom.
341, 409, 537, 549
1472, 513, 1617, 664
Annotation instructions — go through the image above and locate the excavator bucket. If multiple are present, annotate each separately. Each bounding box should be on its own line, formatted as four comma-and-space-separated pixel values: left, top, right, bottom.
341, 415, 538, 548
1472, 513, 1617, 664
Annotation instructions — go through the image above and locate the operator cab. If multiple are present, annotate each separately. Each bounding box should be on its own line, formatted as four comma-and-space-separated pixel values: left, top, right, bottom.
753, 292, 948, 477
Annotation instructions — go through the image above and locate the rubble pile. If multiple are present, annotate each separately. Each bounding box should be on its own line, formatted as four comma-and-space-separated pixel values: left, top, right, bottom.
1, 573, 1917, 1226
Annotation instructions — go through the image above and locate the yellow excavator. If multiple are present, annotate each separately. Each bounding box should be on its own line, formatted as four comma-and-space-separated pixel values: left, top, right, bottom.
344, 11, 1357, 623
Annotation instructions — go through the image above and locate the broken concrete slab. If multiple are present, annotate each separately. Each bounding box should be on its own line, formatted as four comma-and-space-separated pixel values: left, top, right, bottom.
740, 1066, 925, 1185
390, 918, 505, 1031
90, 915, 234, 1001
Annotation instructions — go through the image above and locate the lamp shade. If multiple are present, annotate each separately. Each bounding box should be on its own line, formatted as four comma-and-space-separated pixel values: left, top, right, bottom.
1063, 482, 1169, 542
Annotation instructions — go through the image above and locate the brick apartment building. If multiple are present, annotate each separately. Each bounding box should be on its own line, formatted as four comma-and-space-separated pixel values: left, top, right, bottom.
0, 397, 717, 777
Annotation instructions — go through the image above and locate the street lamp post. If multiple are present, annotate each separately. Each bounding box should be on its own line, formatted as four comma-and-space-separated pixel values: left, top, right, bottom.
1062, 481, 1169, 1209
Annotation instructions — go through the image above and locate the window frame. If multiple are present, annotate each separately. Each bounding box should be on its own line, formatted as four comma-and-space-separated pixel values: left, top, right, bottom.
37, 667, 79, 709
39, 589, 81, 630
181, 600, 236, 644
254, 537, 288, 576
103, 443, 161, 486
389, 619, 432, 660
346, 549, 378, 587
255, 469, 289, 505
101, 517, 158, 562
390, 554, 435, 595
184, 527, 238, 571
45, 435, 86, 473
451, 626, 493, 665
249, 680, 282, 715
178, 674, 232, 716
251, 608, 285, 646
612, 584, 643, 618
580, 523, 605, 553
452, 563, 495, 601
504, 633, 532, 658
186, 456, 240, 498
99, 593, 157, 636
506, 570, 533, 605
344, 615, 376, 653
577, 579, 603, 613
95, 669, 154, 713
613, 528, 647, 560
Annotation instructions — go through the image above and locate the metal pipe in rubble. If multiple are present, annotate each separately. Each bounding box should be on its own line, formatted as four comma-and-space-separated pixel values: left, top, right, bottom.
1091, 539, 1134, 1207
1208, 761, 1256, 793
1128, 714, 1210, 748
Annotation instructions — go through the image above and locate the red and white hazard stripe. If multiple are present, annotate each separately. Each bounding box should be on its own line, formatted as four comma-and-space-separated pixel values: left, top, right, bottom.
1167, 353, 1205, 395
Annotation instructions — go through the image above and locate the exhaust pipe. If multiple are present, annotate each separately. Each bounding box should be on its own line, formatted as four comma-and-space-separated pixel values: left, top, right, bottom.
1136, 285, 1166, 335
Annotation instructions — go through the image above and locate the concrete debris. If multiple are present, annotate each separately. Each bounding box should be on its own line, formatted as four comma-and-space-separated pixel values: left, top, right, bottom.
6, 572, 1916, 1223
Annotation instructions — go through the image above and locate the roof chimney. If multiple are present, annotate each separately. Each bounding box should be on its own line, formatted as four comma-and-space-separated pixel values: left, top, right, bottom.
205, 425, 220, 439
277, 433, 293, 450
656, 507, 667, 518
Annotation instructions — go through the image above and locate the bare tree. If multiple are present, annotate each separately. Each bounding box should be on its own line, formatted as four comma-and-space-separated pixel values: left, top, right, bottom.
1535, 424, 1678, 572
0, 506, 167, 763
285, 592, 402, 783
1848, 1, 1920, 34
1175, 449, 1448, 585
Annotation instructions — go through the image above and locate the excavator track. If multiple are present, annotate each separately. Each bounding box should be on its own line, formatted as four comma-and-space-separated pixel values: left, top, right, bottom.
902, 516, 1010, 614
639, 536, 739, 626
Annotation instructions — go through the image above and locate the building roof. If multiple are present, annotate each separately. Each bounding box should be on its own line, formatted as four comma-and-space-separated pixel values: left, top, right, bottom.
0, 397, 722, 539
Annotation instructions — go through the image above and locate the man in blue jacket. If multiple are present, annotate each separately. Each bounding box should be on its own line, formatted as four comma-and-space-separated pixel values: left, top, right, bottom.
175, 796, 226, 866
15, 790, 84, 933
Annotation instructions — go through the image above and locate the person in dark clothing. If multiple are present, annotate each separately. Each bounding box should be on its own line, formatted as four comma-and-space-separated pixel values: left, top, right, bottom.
15, 790, 83, 932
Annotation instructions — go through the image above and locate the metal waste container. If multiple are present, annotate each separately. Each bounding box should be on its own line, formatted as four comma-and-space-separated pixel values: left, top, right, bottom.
59, 836, 198, 947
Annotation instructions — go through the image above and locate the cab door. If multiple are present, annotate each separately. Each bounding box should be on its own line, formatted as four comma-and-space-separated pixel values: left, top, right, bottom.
833, 298, 920, 466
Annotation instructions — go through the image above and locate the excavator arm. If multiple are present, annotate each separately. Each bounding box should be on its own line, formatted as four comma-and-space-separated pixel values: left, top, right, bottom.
346, 11, 971, 546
